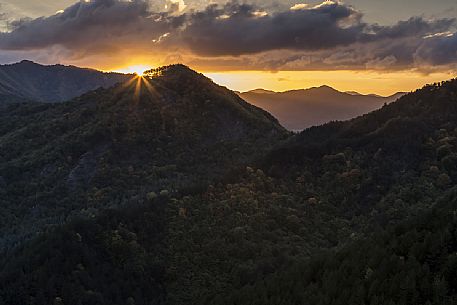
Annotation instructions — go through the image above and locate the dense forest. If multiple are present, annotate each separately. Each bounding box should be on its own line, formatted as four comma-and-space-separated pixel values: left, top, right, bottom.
0, 65, 287, 250
1, 65, 457, 305
221, 189, 457, 305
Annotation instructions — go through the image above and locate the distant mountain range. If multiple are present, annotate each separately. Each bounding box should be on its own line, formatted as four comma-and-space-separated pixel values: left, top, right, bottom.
239, 86, 406, 130
0, 60, 130, 103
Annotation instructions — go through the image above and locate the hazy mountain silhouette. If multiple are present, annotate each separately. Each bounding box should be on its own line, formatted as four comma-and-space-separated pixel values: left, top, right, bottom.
0, 60, 131, 103
240, 85, 406, 130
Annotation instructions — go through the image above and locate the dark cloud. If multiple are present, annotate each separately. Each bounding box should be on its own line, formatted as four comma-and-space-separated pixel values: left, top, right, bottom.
365, 17, 454, 40
0, 0, 455, 71
179, 1, 366, 56
415, 32, 457, 65
0, 0, 181, 52
179, 2, 455, 57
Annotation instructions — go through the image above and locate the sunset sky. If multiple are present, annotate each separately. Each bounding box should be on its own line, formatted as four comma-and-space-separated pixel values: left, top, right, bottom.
0, 0, 456, 95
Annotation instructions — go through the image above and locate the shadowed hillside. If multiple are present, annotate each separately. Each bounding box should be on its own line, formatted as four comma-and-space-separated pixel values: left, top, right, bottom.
0, 64, 287, 249
1, 72, 457, 305
0, 60, 131, 103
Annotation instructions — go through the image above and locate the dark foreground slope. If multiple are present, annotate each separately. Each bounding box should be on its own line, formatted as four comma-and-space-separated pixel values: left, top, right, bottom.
211, 79, 457, 305
165, 79, 457, 304
0, 200, 168, 305
0, 60, 130, 103
1, 77, 457, 305
222, 188, 457, 305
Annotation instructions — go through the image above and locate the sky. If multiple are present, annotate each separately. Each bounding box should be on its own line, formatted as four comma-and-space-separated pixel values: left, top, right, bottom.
0, 0, 456, 95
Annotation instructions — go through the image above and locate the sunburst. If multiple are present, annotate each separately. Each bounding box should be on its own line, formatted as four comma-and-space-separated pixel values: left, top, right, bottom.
117, 73, 159, 103
116, 64, 150, 76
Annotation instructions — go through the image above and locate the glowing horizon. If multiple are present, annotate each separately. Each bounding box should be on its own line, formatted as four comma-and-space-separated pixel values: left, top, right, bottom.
113, 64, 152, 76
106, 62, 455, 97
1, 0, 455, 97
204, 69, 456, 96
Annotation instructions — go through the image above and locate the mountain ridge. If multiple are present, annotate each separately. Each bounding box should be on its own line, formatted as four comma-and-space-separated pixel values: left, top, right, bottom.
0, 60, 131, 104
239, 85, 407, 130
242, 85, 404, 98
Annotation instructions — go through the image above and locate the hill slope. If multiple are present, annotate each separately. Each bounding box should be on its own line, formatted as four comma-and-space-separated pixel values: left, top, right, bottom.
1, 74, 457, 305
165, 78, 457, 304
0, 60, 130, 103
221, 187, 457, 305
0, 64, 287, 248
240, 86, 405, 130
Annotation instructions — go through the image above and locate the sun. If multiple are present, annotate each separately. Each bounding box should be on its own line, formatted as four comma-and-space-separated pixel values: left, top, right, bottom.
115, 64, 151, 76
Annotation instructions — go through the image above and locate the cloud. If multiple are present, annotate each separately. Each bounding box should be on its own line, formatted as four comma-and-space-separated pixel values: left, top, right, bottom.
0, 0, 455, 72
167, 0, 187, 13
178, 2, 456, 57
362, 16, 455, 42
290, 3, 309, 11
178, 1, 366, 56
415, 32, 457, 65
0, 0, 182, 53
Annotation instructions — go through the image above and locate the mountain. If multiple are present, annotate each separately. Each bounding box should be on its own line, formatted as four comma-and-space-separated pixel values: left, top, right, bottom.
247, 88, 276, 95
213, 78, 457, 305
239, 85, 406, 131
149, 80, 457, 305
0, 60, 130, 103
0, 64, 287, 249
1, 68, 457, 305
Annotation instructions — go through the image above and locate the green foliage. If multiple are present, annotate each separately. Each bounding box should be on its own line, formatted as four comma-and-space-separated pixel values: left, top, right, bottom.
2, 72, 457, 305
219, 189, 457, 305
0, 66, 287, 250
0, 200, 167, 305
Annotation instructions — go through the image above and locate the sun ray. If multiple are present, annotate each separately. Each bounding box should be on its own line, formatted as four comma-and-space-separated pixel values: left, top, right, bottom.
114, 66, 161, 105
133, 75, 143, 102
142, 77, 160, 98
116, 75, 138, 92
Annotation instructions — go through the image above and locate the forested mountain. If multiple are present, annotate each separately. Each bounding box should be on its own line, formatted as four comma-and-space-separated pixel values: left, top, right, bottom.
240, 86, 405, 130
218, 78, 457, 305
0, 64, 287, 249
1, 66, 457, 305
161, 79, 457, 305
0, 61, 130, 103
